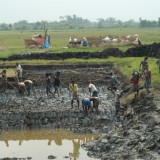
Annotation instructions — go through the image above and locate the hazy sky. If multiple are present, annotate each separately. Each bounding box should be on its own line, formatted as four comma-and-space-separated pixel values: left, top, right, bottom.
0, 0, 159, 23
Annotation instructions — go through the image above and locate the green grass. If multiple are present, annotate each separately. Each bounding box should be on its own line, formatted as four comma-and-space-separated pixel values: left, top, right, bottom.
0, 28, 160, 87
107, 57, 160, 87
0, 27, 160, 58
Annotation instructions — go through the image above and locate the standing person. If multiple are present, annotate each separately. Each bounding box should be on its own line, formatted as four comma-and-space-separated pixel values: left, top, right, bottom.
42, 29, 50, 49
53, 72, 61, 97
139, 56, 148, 75
109, 72, 118, 92
130, 70, 141, 99
82, 97, 92, 116
88, 81, 98, 97
143, 65, 151, 95
42, 34, 50, 48
113, 86, 121, 115
1, 70, 7, 93
15, 63, 23, 82
46, 73, 53, 97
90, 97, 100, 114
156, 57, 160, 73
69, 80, 79, 109
23, 79, 33, 96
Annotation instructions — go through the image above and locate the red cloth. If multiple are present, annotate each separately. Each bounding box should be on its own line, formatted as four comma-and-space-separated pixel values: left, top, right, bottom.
37, 38, 44, 48
131, 76, 139, 86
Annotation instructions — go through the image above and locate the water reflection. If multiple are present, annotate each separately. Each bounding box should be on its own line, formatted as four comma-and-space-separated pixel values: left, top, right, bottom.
0, 130, 98, 160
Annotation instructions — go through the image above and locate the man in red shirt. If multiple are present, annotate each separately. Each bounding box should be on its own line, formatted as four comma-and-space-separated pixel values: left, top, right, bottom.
131, 70, 141, 99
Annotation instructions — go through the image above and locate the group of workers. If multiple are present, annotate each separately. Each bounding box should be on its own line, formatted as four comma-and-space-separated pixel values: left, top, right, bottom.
32, 31, 50, 49
0, 56, 158, 116
69, 36, 88, 47
107, 56, 155, 115
130, 56, 152, 100
69, 80, 99, 116
45, 71, 99, 116
0, 63, 33, 96
0, 65, 100, 116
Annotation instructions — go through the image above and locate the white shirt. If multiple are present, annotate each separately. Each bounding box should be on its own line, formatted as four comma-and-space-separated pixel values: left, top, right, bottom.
89, 83, 97, 92
15, 65, 23, 73
18, 82, 25, 87
74, 38, 78, 42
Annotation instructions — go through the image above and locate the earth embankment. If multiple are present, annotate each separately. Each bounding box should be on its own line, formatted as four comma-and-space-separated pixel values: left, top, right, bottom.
0, 42, 160, 61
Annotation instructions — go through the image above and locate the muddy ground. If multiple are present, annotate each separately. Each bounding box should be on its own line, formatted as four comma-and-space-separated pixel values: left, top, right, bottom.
0, 62, 160, 160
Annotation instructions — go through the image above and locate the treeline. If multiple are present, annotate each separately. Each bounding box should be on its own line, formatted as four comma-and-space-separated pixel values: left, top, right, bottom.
0, 15, 160, 30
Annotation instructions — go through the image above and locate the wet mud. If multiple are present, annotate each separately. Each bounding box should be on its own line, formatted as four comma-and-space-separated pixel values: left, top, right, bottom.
0, 62, 160, 160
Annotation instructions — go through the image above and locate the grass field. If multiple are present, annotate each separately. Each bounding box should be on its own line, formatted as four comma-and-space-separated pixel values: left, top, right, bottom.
0, 28, 160, 87
0, 27, 160, 58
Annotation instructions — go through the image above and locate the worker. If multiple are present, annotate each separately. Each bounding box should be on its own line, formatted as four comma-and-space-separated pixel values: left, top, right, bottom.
69, 80, 79, 109
1, 70, 7, 93
18, 82, 26, 95
15, 63, 23, 82
23, 79, 33, 96
82, 97, 92, 116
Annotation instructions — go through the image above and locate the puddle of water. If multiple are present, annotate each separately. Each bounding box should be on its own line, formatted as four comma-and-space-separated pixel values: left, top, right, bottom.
0, 129, 99, 160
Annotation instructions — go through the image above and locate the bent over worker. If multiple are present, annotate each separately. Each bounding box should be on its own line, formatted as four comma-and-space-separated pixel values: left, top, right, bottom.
23, 79, 33, 96
88, 81, 98, 97
82, 97, 92, 116
18, 82, 26, 95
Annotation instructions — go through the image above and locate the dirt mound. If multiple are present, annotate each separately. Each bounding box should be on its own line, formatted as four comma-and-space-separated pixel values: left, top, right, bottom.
82, 92, 160, 160
4, 49, 124, 61
125, 42, 160, 57
0, 43, 160, 62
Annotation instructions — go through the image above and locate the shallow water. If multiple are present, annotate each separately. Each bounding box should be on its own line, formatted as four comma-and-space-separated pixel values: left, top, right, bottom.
0, 129, 99, 160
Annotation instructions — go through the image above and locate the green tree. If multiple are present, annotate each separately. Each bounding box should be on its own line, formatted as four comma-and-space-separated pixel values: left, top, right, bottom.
158, 17, 160, 27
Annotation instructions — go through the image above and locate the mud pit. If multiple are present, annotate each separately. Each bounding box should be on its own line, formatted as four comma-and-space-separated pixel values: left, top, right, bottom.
0, 63, 118, 132
1, 63, 160, 160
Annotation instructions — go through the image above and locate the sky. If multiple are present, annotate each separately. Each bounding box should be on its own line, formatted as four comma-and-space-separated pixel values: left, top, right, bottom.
0, 0, 159, 23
